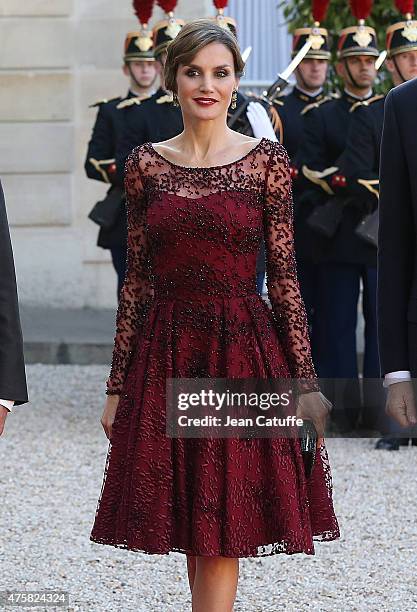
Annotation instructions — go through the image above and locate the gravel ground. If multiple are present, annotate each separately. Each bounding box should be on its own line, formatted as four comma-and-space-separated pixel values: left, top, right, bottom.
1, 364, 417, 612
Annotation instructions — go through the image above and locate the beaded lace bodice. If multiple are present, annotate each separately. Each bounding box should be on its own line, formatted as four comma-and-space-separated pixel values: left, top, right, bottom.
106, 137, 318, 394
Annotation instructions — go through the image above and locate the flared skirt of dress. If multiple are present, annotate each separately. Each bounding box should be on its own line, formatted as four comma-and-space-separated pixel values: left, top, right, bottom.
90, 294, 340, 557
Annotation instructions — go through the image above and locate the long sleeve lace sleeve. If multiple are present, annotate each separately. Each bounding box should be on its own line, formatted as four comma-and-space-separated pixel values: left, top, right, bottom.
264, 142, 319, 392
106, 150, 154, 395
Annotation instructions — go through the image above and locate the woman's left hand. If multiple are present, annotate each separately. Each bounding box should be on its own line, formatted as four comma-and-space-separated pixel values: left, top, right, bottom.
296, 391, 332, 447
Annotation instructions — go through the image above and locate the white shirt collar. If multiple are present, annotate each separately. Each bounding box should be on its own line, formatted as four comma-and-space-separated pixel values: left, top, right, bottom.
344, 87, 373, 101
295, 85, 324, 98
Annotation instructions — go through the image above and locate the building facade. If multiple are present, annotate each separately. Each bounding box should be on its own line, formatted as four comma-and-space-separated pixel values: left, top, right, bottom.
0, 0, 289, 309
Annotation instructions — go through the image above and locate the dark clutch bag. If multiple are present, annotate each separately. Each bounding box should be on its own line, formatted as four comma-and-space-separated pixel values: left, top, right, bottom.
297, 419, 317, 478
88, 186, 125, 230
354, 209, 378, 248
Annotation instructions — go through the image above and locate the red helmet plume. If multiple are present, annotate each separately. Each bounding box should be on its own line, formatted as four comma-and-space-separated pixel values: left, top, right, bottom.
213, 0, 229, 9
349, 0, 373, 20
132, 0, 154, 26
156, 0, 178, 13
312, 0, 331, 24
394, 0, 414, 16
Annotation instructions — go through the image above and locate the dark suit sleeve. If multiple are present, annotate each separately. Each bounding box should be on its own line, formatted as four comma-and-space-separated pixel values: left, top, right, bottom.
0, 182, 28, 404
377, 90, 414, 375
85, 105, 117, 184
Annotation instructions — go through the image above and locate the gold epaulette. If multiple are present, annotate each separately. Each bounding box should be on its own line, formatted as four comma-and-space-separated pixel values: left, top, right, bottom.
88, 158, 116, 183
302, 165, 338, 195
349, 94, 385, 113
156, 93, 174, 104
301, 95, 333, 116
357, 178, 379, 199
269, 105, 283, 142
116, 94, 152, 109
89, 96, 121, 108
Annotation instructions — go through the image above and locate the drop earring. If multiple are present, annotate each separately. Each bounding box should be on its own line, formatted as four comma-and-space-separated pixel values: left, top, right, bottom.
173, 92, 180, 107
231, 89, 238, 110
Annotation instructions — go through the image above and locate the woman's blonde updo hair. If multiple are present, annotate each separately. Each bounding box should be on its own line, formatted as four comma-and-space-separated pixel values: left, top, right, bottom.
164, 19, 245, 94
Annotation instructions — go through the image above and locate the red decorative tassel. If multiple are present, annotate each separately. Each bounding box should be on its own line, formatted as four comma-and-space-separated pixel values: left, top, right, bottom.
133, 0, 154, 25
156, 0, 178, 13
213, 0, 229, 9
349, 0, 373, 20
394, 0, 414, 16
312, 0, 331, 23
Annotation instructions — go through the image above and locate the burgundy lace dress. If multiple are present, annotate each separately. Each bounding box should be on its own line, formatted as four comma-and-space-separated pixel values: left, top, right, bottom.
90, 137, 340, 557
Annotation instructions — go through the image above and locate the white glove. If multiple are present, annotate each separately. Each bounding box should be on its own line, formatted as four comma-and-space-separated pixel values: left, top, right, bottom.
246, 101, 278, 142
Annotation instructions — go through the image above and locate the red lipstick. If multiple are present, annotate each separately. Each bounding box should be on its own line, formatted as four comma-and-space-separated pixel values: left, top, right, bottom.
193, 97, 218, 106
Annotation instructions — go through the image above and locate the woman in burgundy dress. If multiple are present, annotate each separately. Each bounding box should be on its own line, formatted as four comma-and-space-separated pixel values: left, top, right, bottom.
90, 19, 340, 611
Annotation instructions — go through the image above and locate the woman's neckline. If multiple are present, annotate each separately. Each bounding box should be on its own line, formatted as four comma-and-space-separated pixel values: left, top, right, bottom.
149, 137, 265, 170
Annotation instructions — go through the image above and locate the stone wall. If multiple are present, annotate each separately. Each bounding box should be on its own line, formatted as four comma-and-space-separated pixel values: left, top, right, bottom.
0, 0, 213, 309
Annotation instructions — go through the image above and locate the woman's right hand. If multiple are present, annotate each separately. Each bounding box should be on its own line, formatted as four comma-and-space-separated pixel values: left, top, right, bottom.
296, 391, 332, 447
101, 394, 120, 441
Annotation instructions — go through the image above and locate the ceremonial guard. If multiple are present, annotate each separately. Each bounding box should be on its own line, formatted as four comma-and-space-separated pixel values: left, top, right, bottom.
341, 1, 417, 447
299, 2, 379, 430
274, 16, 330, 162
274, 2, 331, 323
115, 1, 185, 184
85, 1, 158, 298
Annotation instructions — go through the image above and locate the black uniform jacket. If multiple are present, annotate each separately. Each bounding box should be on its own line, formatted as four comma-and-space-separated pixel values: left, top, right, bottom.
274, 86, 326, 161
115, 87, 184, 186
298, 90, 377, 266
85, 90, 138, 249
273, 86, 326, 265
340, 95, 384, 209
